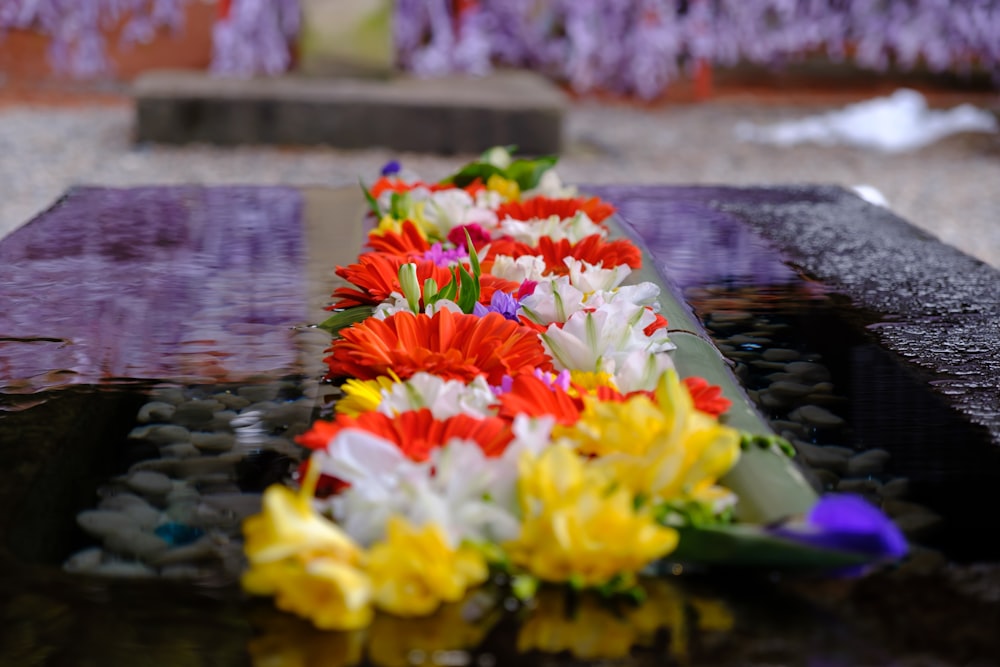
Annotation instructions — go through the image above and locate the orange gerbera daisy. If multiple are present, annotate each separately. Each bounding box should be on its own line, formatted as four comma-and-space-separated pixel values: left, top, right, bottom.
368, 177, 485, 199
296, 409, 514, 461
495, 373, 583, 426
485, 235, 642, 275
331, 254, 452, 309
366, 220, 431, 259
325, 309, 552, 385
496, 196, 616, 224
587, 376, 730, 417
682, 376, 732, 417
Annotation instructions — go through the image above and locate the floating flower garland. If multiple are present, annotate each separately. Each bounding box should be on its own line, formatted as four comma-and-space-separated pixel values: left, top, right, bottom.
241, 148, 907, 632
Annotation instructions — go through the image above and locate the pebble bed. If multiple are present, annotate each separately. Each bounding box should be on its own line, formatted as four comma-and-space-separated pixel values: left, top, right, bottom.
0, 101, 997, 269
63, 380, 315, 581
693, 285, 945, 547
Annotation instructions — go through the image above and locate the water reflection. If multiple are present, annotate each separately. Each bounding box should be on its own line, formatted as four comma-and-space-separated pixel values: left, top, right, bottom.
0, 186, 308, 390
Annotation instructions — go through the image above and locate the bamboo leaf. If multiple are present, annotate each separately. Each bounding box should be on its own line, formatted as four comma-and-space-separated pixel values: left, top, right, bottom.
317, 306, 375, 336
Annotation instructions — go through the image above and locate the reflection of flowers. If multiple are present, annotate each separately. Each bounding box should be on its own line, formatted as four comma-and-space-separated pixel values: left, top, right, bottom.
505, 444, 678, 587
248, 611, 365, 667
366, 598, 499, 667
517, 580, 734, 661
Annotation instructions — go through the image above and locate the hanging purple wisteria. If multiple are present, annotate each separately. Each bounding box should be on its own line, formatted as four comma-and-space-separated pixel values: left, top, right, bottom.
0, 0, 188, 78
2, 1, 998, 94
397, 0, 1000, 98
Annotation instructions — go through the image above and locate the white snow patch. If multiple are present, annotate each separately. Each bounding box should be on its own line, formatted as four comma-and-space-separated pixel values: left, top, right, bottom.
735, 89, 998, 153
850, 184, 889, 208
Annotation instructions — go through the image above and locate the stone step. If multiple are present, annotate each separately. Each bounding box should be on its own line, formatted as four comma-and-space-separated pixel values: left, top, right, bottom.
133, 69, 566, 154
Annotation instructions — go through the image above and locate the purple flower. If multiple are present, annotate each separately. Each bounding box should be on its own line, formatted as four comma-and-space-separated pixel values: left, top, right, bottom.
533, 368, 571, 392
421, 242, 467, 267
776, 494, 908, 563
486, 290, 521, 321
381, 160, 402, 176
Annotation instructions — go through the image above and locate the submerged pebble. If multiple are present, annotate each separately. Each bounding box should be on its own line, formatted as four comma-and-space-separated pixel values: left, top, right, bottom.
846, 448, 892, 477
136, 401, 176, 423
790, 405, 845, 428
125, 470, 174, 497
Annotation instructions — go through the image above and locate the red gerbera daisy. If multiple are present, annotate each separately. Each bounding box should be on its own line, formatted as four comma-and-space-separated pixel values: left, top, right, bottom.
330, 253, 452, 309
366, 220, 431, 259
496, 196, 616, 224
325, 309, 552, 385
495, 373, 583, 426
486, 235, 642, 275
682, 376, 732, 417
296, 409, 514, 461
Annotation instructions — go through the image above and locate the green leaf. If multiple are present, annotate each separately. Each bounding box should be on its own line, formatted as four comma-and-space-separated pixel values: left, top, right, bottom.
359, 179, 381, 217
505, 155, 558, 190
437, 273, 458, 302
456, 264, 480, 314
465, 229, 481, 279
443, 163, 506, 188
317, 306, 375, 336
389, 192, 407, 220
667, 524, 872, 571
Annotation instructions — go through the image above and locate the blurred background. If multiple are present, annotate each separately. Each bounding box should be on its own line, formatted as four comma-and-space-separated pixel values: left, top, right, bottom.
1, 0, 998, 266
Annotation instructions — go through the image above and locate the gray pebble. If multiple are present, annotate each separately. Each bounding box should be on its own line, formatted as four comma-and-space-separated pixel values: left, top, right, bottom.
893, 511, 942, 536
214, 393, 252, 410
793, 441, 851, 474
771, 419, 807, 436
136, 401, 176, 423
159, 443, 202, 459
879, 477, 910, 499
208, 410, 238, 432
126, 470, 173, 497
751, 360, 789, 371
92, 561, 157, 578
764, 372, 798, 383
63, 547, 104, 573
729, 334, 771, 345
98, 493, 154, 512
790, 405, 845, 428
785, 361, 831, 383
78, 510, 136, 538
191, 432, 236, 452
846, 449, 892, 477
149, 387, 187, 405
130, 424, 191, 445
759, 391, 789, 410
104, 529, 170, 560
763, 348, 801, 362
768, 380, 813, 398
238, 384, 281, 403
836, 478, 883, 495
172, 400, 223, 427
811, 382, 835, 394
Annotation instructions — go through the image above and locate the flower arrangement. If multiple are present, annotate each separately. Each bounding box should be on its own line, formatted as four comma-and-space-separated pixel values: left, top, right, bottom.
240, 147, 907, 634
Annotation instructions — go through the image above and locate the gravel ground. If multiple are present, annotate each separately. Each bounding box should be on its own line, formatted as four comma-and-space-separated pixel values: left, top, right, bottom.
1, 100, 998, 268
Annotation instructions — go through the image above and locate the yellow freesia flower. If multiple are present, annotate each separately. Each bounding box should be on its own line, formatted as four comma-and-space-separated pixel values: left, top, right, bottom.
367, 516, 489, 617
567, 369, 618, 394
486, 174, 520, 201
371, 214, 408, 237
564, 371, 741, 508
336, 376, 398, 416
242, 481, 373, 630
505, 444, 678, 587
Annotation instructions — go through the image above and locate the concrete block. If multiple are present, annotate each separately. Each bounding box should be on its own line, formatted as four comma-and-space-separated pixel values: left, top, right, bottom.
133, 70, 566, 154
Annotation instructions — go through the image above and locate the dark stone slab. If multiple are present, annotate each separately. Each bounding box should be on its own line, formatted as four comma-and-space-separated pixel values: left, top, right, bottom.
589, 185, 1000, 445
0, 186, 307, 390
133, 70, 566, 154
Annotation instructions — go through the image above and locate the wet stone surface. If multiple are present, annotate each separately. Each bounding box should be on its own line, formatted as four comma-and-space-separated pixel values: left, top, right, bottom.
593, 185, 1000, 443
2, 185, 999, 666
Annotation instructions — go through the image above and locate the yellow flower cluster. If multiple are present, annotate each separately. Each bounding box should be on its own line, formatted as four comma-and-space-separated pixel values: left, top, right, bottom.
242, 476, 487, 630
562, 370, 741, 509
504, 444, 678, 587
